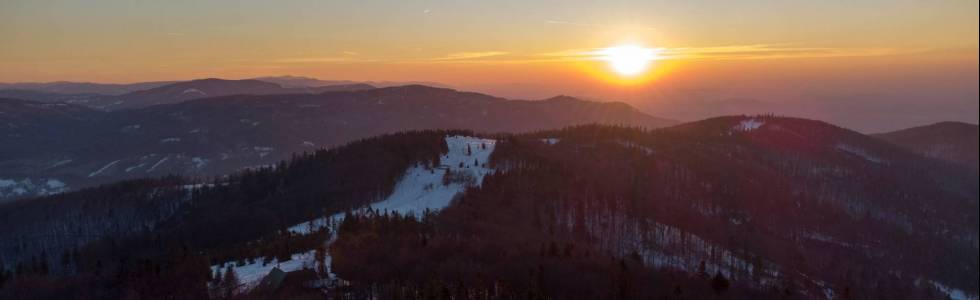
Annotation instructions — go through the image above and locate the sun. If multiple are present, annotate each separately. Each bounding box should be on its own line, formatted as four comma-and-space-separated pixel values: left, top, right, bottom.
597, 45, 661, 77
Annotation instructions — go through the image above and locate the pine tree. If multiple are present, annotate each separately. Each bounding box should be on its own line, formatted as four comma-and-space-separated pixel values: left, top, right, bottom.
696, 260, 708, 279
547, 241, 559, 257
212, 267, 222, 284
222, 265, 240, 297
315, 246, 328, 275
0, 259, 6, 286
711, 272, 730, 294
61, 249, 72, 273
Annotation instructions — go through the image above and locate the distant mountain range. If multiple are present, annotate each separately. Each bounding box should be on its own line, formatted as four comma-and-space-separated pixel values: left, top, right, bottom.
0, 80, 177, 95
0, 78, 375, 111
0, 76, 449, 107
874, 121, 979, 170
0, 85, 674, 201
251, 75, 453, 89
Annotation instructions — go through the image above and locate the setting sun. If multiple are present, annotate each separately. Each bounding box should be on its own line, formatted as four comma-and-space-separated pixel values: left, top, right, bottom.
597, 45, 661, 77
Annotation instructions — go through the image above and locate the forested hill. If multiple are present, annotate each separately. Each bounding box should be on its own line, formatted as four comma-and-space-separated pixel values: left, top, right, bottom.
332, 117, 976, 299
0, 130, 455, 298
874, 121, 979, 171
1, 117, 976, 299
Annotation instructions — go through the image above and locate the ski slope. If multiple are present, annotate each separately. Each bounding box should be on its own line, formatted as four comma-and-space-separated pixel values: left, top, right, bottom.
214, 135, 496, 291
288, 135, 495, 234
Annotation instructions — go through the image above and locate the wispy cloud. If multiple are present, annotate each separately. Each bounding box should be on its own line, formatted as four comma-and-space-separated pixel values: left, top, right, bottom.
268, 45, 907, 66
658, 44, 905, 60
430, 51, 510, 61
270, 56, 375, 64
545, 20, 592, 27
545, 20, 657, 31
537, 44, 906, 62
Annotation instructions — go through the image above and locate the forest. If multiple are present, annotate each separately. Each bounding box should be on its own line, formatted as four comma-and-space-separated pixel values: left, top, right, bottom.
0, 118, 976, 299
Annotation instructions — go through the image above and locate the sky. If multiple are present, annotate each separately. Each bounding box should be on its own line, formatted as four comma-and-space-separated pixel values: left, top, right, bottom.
1, 0, 977, 131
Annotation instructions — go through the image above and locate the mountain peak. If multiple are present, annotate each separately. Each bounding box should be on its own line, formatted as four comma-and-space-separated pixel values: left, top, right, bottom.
542, 95, 582, 102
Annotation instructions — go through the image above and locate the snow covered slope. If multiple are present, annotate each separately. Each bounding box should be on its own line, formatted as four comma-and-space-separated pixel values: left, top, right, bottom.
362, 135, 495, 216
288, 135, 495, 234
213, 135, 496, 290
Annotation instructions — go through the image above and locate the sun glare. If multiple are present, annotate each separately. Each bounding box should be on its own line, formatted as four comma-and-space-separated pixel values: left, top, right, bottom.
597, 45, 661, 77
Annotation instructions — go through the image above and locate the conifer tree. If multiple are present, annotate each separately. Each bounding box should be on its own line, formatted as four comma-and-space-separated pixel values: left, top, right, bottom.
711, 272, 730, 294
221, 265, 240, 297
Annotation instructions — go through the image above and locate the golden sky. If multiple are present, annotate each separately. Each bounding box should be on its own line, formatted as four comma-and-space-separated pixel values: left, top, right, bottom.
1, 0, 977, 130
1, 0, 975, 82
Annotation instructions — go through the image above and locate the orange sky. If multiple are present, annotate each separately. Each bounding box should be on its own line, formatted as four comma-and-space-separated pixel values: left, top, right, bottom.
1, 0, 977, 131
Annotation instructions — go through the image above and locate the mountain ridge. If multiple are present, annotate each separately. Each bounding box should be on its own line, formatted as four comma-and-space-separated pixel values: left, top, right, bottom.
2, 118, 974, 299
0, 87, 675, 202
873, 121, 979, 170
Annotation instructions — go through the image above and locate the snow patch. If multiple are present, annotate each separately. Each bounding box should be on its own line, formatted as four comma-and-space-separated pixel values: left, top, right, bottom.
121, 124, 142, 132
804, 231, 860, 249
160, 137, 181, 143
192, 157, 209, 169
49, 159, 73, 168
930, 281, 978, 300
541, 138, 560, 145
0, 178, 69, 199
182, 88, 207, 96
125, 163, 146, 173
211, 250, 321, 293
253, 146, 275, 158
45, 179, 65, 190
146, 156, 170, 173
835, 143, 886, 164
0, 179, 15, 188
615, 139, 655, 155
239, 118, 260, 126
733, 118, 765, 132
88, 160, 121, 177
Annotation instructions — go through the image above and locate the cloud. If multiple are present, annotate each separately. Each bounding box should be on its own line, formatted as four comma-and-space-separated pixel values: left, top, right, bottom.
271, 51, 509, 65
545, 20, 657, 31
545, 20, 591, 27
658, 44, 905, 60
270, 56, 374, 64
536, 44, 906, 62
430, 51, 510, 61
270, 45, 907, 66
